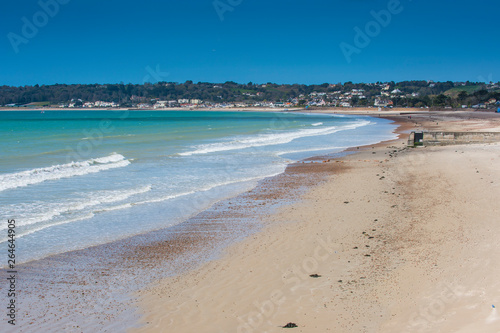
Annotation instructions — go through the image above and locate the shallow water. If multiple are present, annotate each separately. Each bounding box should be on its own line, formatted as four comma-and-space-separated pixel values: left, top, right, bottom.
0, 110, 397, 265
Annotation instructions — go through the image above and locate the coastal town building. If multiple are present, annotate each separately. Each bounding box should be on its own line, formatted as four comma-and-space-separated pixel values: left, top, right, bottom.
5, 80, 498, 110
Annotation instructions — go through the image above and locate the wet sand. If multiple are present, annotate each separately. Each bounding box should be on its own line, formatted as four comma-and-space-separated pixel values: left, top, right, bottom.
3, 111, 500, 332
0, 131, 357, 332
134, 112, 500, 332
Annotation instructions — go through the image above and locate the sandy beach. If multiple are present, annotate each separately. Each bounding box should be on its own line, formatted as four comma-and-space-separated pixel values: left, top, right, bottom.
133, 112, 500, 333
3, 0, 499, 331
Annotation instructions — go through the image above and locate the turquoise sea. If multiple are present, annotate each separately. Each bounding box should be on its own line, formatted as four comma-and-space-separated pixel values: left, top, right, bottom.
0, 110, 397, 265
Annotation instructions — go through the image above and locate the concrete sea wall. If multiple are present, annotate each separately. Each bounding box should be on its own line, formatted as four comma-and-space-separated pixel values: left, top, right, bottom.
408, 132, 500, 146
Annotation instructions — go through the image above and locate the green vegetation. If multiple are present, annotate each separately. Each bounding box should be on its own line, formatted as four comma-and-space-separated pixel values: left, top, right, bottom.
444, 85, 484, 98
0, 80, 498, 108
27, 101, 51, 106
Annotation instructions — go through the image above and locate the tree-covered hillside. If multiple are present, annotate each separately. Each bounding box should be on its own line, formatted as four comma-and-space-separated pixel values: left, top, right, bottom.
0, 80, 498, 108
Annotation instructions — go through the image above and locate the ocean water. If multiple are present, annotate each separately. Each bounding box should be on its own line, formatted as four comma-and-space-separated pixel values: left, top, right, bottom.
0, 110, 397, 265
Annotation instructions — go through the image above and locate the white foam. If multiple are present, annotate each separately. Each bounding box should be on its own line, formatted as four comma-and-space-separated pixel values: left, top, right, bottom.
276, 146, 346, 156
0, 172, 285, 241
135, 172, 283, 206
95, 203, 133, 213
311, 122, 323, 126
0, 185, 151, 230
179, 121, 370, 156
0, 153, 130, 192
0, 213, 96, 243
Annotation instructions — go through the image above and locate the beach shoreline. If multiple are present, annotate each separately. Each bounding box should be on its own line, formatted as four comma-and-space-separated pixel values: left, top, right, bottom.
0, 111, 397, 332
1, 106, 495, 113
2, 111, 500, 332
1, 111, 400, 331
133, 112, 500, 332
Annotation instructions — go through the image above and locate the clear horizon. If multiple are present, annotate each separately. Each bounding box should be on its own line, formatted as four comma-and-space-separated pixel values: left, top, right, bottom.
1, 0, 499, 86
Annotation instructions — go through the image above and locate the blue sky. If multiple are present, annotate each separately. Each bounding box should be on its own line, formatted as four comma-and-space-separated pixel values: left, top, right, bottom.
1, 0, 498, 86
